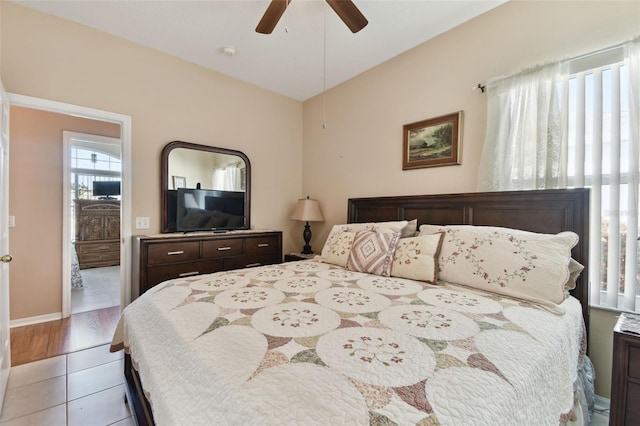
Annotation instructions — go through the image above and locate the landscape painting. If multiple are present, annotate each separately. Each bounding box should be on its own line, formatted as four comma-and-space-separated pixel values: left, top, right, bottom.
402, 111, 462, 170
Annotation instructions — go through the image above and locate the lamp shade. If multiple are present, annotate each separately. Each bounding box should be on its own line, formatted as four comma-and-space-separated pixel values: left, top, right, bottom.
290, 198, 324, 222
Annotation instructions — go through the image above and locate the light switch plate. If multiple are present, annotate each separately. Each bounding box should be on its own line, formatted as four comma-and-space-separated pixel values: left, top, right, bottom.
135, 217, 150, 229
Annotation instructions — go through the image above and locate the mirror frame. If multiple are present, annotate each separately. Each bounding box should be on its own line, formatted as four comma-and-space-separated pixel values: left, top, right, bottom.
161, 140, 251, 233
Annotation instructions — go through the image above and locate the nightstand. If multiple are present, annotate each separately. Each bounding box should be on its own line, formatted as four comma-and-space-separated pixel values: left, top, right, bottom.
284, 253, 315, 262
610, 313, 640, 426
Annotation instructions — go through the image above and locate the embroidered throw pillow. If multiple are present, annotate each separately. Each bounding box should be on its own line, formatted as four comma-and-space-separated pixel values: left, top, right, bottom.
346, 230, 400, 277
419, 224, 579, 313
391, 233, 444, 283
323, 231, 356, 267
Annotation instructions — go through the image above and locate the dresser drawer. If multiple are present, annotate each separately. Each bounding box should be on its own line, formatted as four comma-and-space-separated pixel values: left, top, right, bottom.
630, 346, 640, 380
147, 242, 200, 265
202, 238, 243, 258
78, 250, 120, 264
626, 381, 640, 425
244, 236, 279, 254
147, 259, 224, 288
75, 241, 119, 254
224, 253, 280, 270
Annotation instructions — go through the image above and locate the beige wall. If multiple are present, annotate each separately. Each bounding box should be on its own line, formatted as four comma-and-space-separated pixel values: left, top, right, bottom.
301, 0, 639, 399
8, 106, 120, 320
1, 2, 303, 241
1, 3, 303, 318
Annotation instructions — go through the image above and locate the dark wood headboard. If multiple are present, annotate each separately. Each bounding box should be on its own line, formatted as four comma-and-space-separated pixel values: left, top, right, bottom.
348, 188, 590, 326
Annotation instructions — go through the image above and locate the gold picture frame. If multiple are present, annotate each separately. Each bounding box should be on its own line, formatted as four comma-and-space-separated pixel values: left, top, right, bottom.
403, 111, 462, 170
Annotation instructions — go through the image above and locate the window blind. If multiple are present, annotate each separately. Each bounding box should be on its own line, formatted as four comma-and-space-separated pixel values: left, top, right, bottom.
569, 60, 639, 312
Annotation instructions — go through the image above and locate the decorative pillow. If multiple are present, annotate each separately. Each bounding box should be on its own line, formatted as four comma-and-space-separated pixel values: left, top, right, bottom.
564, 258, 584, 295
320, 221, 407, 265
323, 231, 356, 267
391, 233, 444, 283
346, 230, 401, 277
419, 224, 579, 313
401, 219, 419, 238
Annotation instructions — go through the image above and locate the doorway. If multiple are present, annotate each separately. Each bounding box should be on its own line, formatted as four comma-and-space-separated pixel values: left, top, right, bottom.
64, 132, 122, 315
7, 94, 132, 322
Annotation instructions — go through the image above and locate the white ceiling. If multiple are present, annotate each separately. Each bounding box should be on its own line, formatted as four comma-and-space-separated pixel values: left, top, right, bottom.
13, 0, 507, 101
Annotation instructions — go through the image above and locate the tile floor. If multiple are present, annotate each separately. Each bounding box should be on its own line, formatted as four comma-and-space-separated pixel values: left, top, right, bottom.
72, 266, 120, 315
0, 344, 133, 426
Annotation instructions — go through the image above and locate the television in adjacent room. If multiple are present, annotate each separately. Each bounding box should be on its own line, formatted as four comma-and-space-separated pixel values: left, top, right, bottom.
175, 188, 246, 232
93, 180, 121, 199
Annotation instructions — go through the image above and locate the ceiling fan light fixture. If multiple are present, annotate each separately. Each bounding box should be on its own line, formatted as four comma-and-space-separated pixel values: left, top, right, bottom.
221, 45, 236, 57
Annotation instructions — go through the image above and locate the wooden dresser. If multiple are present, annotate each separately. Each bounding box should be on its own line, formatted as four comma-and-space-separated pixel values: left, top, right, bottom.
610, 313, 640, 426
133, 231, 282, 298
74, 199, 121, 269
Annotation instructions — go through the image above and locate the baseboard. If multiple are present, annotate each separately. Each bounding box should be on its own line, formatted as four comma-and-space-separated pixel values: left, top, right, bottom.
10, 312, 62, 328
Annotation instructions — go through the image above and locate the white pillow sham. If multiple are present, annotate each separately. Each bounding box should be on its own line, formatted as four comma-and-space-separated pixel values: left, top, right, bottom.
419, 224, 579, 314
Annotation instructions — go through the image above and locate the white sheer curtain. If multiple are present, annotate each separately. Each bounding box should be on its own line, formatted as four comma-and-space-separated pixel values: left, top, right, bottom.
212, 164, 242, 191
477, 61, 570, 191
477, 38, 640, 312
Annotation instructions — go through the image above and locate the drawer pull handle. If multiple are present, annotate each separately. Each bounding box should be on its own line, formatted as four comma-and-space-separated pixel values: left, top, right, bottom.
178, 271, 199, 277
99, 246, 109, 251
217, 247, 232, 251
245, 263, 262, 268
167, 251, 185, 256
257, 244, 270, 248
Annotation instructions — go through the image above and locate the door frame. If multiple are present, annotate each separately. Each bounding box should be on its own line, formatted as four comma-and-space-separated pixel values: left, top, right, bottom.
63, 132, 122, 317
8, 93, 133, 314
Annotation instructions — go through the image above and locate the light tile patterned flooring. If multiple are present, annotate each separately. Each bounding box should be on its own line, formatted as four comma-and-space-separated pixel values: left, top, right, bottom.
72, 266, 120, 315
0, 344, 132, 426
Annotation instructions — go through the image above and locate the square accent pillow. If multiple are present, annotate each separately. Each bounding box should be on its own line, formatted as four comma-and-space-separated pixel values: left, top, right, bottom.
320, 221, 407, 266
346, 230, 400, 277
391, 233, 444, 283
419, 224, 579, 313
323, 231, 356, 267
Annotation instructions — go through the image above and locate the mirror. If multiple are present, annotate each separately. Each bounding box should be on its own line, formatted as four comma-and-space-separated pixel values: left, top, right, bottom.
161, 141, 251, 233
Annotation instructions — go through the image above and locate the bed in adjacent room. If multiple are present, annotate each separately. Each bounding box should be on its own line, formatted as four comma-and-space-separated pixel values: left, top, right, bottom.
111, 188, 592, 425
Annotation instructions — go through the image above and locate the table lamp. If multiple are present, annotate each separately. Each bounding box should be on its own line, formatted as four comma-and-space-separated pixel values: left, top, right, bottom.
290, 196, 324, 254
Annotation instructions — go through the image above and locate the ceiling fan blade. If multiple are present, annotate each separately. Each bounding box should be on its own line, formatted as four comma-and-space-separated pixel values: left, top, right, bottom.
256, 0, 289, 34
325, 0, 368, 33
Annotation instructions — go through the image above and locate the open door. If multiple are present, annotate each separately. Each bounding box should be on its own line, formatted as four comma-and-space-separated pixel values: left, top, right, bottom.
0, 82, 12, 414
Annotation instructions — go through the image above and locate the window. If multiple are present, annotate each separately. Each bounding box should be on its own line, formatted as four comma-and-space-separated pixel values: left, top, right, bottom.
71, 147, 121, 200
567, 51, 639, 312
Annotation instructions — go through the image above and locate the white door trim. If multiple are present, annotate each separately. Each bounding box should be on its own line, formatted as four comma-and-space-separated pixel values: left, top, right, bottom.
8, 93, 133, 314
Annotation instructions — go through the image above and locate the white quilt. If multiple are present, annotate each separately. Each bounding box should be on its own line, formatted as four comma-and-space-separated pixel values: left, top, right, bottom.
111, 260, 585, 425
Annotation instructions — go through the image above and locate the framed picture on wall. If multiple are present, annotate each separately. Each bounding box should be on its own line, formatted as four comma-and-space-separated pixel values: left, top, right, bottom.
402, 111, 463, 170
172, 175, 186, 189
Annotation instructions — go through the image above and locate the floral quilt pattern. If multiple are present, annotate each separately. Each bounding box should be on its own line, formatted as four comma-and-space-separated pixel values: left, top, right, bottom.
112, 259, 585, 426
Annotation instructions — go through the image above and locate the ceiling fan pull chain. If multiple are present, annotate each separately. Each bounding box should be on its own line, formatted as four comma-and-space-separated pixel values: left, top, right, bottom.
322, 10, 328, 130
284, 0, 290, 33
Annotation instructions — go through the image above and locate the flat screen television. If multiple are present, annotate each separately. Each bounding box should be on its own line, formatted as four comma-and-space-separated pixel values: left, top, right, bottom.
93, 180, 120, 199
176, 188, 246, 232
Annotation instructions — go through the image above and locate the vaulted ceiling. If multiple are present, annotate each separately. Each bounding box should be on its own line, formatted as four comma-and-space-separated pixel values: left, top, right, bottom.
13, 0, 507, 101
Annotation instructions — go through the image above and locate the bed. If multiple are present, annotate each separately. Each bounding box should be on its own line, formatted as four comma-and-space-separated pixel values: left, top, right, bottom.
111, 188, 592, 425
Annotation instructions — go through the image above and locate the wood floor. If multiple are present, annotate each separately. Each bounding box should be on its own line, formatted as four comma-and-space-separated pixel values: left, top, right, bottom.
9, 306, 121, 366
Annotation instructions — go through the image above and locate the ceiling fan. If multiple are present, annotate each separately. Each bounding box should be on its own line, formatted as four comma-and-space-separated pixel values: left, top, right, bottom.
256, 0, 368, 34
